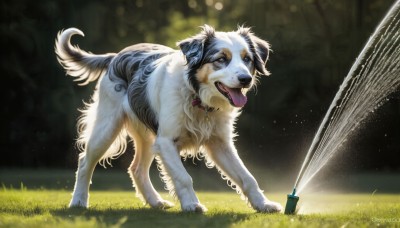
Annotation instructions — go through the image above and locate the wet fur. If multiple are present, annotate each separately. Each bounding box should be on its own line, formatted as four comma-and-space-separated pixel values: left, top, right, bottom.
55, 25, 282, 213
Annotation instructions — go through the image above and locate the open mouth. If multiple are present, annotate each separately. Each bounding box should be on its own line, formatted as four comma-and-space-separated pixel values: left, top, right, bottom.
215, 82, 247, 107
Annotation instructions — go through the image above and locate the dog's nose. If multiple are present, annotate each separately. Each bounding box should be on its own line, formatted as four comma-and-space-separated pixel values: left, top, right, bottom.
238, 74, 252, 87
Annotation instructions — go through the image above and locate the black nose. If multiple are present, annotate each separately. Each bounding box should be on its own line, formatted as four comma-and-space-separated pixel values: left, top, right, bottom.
238, 74, 252, 87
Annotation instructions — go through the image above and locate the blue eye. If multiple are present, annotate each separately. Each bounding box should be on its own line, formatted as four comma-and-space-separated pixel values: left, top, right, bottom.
215, 57, 227, 63
243, 56, 251, 63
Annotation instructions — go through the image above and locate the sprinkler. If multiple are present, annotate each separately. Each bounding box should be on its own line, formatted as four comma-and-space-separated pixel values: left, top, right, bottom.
283, 1, 400, 216
284, 188, 299, 215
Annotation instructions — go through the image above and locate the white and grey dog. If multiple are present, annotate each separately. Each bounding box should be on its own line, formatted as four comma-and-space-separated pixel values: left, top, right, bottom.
55, 25, 282, 213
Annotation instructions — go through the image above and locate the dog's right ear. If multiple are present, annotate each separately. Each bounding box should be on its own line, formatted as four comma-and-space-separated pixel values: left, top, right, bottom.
177, 24, 215, 68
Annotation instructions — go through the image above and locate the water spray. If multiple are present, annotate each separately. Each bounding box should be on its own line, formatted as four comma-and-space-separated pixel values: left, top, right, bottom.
284, 0, 400, 215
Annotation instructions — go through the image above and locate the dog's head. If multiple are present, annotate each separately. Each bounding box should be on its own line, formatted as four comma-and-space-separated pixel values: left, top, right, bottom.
178, 25, 270, 109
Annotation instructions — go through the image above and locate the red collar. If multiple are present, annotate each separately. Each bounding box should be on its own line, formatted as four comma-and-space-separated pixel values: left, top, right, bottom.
192, 96, 216, 112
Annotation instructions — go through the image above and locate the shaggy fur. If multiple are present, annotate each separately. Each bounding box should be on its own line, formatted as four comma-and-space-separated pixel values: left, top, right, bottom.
55, 25, 282, 213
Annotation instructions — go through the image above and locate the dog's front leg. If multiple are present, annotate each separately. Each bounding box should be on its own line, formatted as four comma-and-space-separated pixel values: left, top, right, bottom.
154, 137, 207, 213
206, 139, 282, 213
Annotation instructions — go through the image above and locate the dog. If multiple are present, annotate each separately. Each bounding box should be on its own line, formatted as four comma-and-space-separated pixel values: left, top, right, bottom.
55, 25, 282, 213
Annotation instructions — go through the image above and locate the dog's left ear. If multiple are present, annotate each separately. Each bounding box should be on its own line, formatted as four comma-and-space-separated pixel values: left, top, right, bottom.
177, 25, 215, 92
237, 26, 271, 76
177, 25, 216, 68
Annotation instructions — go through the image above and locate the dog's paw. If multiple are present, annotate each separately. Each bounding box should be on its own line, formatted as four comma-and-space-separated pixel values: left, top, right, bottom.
181, 202, 208, 213
153, 200, 175, 210
255, 201, 283, 213
69, 200, 88, 208
69, 193, 89, 208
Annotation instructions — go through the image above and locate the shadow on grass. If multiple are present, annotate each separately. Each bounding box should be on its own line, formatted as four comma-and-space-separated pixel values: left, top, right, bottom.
51, 207, 251, 227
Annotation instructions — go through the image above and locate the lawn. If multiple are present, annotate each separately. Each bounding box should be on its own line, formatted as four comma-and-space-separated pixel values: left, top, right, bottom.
1, 169, 399, 227
1, 189, 399, 228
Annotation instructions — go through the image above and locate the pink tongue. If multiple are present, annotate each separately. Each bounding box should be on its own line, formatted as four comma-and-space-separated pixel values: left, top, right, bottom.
225, 87, 247, 107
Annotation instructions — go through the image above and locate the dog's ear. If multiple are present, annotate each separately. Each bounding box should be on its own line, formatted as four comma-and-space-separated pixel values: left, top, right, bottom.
177, 25, 215, 92
237, 26, 271, 76
177, 24, 215, 68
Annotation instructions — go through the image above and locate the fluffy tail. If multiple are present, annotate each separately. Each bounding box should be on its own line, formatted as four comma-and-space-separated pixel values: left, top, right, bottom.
56, 28, 126, 167
55, 28, 116, 85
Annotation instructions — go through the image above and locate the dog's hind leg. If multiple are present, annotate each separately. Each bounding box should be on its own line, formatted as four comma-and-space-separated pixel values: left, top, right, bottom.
126, 122, 174, 209
70, 89, 125, 208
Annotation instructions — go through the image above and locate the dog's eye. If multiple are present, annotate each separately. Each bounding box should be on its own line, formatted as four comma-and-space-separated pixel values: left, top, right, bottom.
215, 57, 227, 63
243, 56, 252, 63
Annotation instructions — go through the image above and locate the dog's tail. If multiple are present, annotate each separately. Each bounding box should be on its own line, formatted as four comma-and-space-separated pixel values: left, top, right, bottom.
55, 28, 116, 85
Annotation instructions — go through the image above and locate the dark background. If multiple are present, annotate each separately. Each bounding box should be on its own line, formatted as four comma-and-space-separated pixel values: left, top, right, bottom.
1, 0, 399, 179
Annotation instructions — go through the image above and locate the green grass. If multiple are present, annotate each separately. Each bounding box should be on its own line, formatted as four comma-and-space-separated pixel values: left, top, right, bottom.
1, 188, 399, 228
